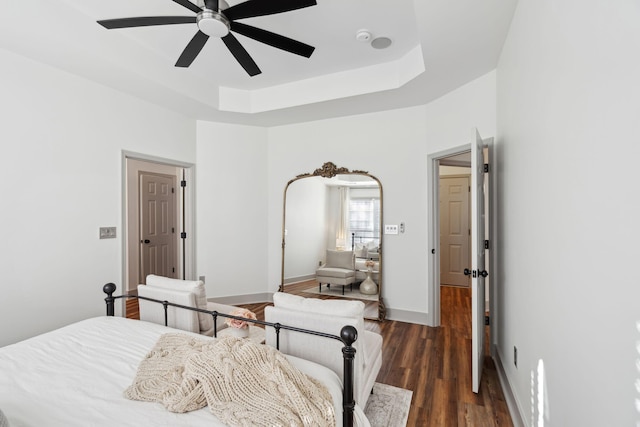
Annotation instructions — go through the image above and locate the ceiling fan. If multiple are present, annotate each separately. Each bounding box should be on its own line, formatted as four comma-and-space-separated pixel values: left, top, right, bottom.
97, 0, 316, 77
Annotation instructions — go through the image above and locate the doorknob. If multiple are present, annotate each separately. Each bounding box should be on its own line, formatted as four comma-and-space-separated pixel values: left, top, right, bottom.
464, 268, 488, 277
141, 239, 150, 244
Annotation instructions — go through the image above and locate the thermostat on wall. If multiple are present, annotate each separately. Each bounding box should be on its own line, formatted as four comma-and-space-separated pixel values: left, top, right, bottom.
384, 224, 399, 235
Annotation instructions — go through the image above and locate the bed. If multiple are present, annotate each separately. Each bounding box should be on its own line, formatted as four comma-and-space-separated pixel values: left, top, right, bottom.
351, 234, 380, 283
0, 284, 370, 427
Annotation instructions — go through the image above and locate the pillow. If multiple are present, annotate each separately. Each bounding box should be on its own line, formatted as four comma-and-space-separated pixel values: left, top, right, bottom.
354, 245, 367, 258
145, 275, 212, 332
273, 292, 364, 318
325, 250, 354, 270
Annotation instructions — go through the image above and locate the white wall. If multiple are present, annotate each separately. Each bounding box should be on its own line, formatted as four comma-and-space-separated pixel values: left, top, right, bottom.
0, 48, 196, 347
266, 71, 496, 322
0, 43, 496, 343
283, 177, 327, 282
496, 1, 640, 425
195, 121, 269, 299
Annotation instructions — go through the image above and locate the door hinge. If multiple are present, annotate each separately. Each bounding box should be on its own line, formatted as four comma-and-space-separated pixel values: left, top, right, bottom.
484, 240, 490, 249
180, 180, 187, 187
483, 163, 490, 173
484, 315, 490, 325
180, 232, 187, 239
172, 267, 175, 273
171, 187, 175, 194
172, 227, 175, 233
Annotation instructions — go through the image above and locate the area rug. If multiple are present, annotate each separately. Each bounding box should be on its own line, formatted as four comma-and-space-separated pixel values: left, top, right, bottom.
364, 383, 413, 427
302, 286, 378, 302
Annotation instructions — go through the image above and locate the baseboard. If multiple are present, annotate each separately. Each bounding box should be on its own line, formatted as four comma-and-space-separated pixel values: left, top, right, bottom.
385, 308, 430, 325
283, 275, 315, 285
493, 345, 526, 427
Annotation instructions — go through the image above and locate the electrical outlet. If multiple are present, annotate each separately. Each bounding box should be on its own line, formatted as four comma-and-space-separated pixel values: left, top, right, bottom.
384, 224, 399, 234
99, 227, 116, 239
514, 346, 518, 368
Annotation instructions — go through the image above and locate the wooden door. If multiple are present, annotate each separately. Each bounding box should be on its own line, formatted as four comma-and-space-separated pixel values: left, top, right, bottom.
440, 176, 471, 287
140, 172, 177, 282
471, 129, 487, 393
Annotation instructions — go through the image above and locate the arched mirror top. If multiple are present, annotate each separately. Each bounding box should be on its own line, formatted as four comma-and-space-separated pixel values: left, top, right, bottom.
280, 162, 385, 321
285, 161, 382, 189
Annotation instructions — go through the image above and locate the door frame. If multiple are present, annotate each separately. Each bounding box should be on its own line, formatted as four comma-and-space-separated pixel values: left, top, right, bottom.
427, 140, 497, 356
122, 151, 196, 294
428, 144, 470, 327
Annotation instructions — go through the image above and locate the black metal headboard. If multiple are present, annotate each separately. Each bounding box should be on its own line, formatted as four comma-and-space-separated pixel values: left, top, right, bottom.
102, 283, 357, 426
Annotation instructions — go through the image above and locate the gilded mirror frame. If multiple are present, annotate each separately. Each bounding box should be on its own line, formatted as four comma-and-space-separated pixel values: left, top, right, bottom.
280, 162, 386, 321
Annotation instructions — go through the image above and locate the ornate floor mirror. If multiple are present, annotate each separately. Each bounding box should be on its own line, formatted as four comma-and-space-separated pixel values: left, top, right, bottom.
280, 162, 386, 320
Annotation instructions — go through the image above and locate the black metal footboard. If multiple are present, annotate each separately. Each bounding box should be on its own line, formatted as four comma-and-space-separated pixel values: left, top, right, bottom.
103, 283, 357, 427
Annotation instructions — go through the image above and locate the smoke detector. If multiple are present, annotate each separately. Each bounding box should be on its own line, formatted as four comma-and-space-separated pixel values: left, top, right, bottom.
356, 30, 372, 43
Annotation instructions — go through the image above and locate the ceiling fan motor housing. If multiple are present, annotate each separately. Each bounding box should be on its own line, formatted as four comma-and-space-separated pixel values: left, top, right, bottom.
197, 9, 230, 37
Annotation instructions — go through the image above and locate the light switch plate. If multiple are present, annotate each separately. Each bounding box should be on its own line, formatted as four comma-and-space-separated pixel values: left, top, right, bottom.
384, 224, 399, 235
99, 227, 117, 239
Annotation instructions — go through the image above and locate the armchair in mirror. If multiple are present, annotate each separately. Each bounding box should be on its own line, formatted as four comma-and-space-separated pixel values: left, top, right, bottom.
280, 162, 386, 320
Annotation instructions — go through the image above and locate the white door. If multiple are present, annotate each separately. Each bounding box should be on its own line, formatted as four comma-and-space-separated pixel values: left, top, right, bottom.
140, 172, 178, 282
440, 176, 471, 287
471, 129, 487, 393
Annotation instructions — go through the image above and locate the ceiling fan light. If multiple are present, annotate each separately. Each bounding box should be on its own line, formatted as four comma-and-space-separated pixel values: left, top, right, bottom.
197, 10, 230, 37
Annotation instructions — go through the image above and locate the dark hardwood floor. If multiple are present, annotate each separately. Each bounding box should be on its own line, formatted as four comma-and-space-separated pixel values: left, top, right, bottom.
126, 283, 513, 426
240, 283, 512, 426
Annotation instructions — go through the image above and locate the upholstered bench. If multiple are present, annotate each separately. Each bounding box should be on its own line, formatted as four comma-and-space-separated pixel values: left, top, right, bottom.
138, 275, 238, 336
265, 292, 383, 407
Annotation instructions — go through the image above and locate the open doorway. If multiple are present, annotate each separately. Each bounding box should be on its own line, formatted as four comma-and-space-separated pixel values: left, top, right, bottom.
122, 152, 196, 317
428, 142, 493, 330
439, 158, 472, 289
439, 156, 472, 330
428, 135, 494, 393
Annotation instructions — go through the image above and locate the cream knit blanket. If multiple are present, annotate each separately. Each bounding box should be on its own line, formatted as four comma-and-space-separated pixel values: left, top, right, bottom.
124, 333, 336, 427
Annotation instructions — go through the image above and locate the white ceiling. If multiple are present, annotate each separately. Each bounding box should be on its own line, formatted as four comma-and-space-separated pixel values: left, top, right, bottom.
0, 0, 517, 126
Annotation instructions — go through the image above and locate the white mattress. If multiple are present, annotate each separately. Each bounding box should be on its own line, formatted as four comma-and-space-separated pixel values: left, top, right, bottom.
0, 316, 369, 427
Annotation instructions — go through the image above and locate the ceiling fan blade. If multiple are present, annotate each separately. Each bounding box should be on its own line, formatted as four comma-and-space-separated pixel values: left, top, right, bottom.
172, 0, 202, 14
224, 0, 316, 21
175, 31, 210, 67
204, 0, 219, 11
98, 16, 195, 29
230, 22, 314, 57
221, 33, 261, 76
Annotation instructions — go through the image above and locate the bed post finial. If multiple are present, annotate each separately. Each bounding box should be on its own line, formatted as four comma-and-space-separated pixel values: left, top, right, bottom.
103, 283, 116, 316
340, 325, 357, 427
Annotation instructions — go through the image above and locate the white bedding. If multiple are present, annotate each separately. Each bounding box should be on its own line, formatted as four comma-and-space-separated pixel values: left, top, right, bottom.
0, 316, 369, 427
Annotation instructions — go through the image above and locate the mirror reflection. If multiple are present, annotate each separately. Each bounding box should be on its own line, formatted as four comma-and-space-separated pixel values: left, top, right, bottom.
280, 162, 385, 320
